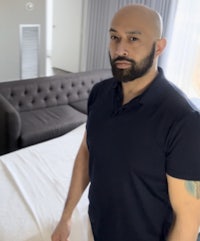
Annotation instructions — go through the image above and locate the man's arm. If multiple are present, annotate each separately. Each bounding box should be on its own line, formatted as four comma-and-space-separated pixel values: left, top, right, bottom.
52, 130, 90, 241
166, 174, 200, 241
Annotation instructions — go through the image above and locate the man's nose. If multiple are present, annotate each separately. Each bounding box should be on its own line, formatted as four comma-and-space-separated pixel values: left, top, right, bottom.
115, 41, 128, 56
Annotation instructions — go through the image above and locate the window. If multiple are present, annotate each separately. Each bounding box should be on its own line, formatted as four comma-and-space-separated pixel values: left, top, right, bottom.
165, 0, 200, 98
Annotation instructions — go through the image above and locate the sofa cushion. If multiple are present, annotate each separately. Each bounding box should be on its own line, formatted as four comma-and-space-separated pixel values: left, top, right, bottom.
20, 105, 86, 147
69, 99, 88, 114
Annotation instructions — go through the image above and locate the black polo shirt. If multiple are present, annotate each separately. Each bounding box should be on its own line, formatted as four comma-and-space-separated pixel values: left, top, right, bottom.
86, 68, 200, 241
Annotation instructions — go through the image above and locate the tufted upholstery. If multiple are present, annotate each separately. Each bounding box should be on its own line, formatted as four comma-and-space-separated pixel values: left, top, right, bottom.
0, 69, 112, 155
0, 71, 109, 112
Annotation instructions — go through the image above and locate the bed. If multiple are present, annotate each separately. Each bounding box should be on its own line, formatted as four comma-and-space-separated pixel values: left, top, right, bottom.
1, 98, 199, 241
0, 123, 94, 241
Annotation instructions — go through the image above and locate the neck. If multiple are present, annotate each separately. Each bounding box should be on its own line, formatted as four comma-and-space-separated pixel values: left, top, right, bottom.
121, 66, 158, 105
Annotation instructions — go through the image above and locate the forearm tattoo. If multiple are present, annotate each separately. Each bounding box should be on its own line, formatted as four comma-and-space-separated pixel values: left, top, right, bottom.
185, 181, 200, 199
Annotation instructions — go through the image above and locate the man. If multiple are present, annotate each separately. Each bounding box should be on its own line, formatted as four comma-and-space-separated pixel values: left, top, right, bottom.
52, 4, 200, 241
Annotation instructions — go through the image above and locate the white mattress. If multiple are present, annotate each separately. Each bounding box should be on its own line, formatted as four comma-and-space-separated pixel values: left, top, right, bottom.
0, 123, 94, 241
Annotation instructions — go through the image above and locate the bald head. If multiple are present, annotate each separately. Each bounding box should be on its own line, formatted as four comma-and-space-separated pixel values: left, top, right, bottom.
109, 4, 167, 82
111, 4, 163, 39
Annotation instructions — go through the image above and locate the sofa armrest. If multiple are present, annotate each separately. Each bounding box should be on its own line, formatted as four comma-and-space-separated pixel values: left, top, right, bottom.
0, 94, 21, 155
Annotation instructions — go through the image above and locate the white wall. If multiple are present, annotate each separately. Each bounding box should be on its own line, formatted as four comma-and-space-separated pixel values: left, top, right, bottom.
51, 0, 83, 72
0, 0, 85, 80
0, 0, 46, 81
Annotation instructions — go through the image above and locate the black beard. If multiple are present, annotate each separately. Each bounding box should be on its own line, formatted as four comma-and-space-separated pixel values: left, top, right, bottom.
110, 43, 156, 82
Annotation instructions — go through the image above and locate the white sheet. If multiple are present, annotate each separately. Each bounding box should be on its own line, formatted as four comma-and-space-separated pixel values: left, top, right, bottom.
0, 123, 94, 241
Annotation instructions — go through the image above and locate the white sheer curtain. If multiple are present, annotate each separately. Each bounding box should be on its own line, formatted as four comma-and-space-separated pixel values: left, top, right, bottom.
165, 0, 200, 98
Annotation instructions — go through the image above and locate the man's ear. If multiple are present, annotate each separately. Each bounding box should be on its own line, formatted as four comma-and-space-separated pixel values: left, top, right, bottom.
155, 38, 167, 57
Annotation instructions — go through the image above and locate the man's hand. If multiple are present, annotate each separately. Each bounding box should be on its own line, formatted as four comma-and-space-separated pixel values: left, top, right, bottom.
52, 131, 89, 241
51, 218, 72, 241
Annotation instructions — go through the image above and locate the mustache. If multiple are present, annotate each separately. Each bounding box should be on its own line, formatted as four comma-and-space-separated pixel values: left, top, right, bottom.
112, 56, 135, 64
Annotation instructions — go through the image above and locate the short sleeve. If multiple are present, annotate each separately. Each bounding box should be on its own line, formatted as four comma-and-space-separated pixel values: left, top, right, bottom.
166, 111, 200, 180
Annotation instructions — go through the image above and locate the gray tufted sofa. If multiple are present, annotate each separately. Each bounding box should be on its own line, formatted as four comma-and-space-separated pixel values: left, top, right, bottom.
0, 69, 112, 155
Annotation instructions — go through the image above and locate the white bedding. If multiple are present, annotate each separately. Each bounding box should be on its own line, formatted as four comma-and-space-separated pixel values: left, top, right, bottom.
0, 123, 94, 241
1, 98, 199, 241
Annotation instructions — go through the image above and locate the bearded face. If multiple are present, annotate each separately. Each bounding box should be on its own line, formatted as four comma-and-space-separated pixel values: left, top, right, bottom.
109, 43, 156, 82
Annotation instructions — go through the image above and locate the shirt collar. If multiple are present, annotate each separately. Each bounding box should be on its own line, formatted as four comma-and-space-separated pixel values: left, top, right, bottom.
139, 67, 166, 105
112, 67, 167, 105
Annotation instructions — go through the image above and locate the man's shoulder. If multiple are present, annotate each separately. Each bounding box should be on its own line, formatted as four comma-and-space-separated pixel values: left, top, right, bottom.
161, 78, 198, 115
90, 77, 115, 95
94, 77, 114, 89
88, 77, 114, 105
158, 83, 200, 141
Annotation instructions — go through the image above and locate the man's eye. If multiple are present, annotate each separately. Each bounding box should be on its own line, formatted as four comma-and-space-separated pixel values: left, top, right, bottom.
110, 35, 119, 40
130, 37, 138, 42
